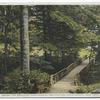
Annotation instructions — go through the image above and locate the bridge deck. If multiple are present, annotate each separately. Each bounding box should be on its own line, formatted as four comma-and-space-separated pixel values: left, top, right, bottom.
47, 59, 89, 93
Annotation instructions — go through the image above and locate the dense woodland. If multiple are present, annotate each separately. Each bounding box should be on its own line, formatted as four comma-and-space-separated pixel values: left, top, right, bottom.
0, 5, 100, 93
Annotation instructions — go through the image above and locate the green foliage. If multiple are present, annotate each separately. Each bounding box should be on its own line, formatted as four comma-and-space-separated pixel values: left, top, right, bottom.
76, 30, 98, 45
76, 84, 95, 93
0, 69, 33, 93
0, 68, 50, 93
39, 43, 57, 51
0, 43, 4, 53
0, 5, 100, 93
78, 48, 90, 58
80, 63, 100, 85
51, 10, 79, 31
76, 82, 100, 93
30, 47, 44, 56
30, 69, 50, 84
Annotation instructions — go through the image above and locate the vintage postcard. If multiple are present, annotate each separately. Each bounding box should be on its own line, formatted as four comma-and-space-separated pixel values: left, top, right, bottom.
0, 0, 100, 98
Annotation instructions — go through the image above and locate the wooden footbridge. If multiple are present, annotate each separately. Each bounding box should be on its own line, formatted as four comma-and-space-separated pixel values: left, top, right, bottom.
47, 57, 94, 93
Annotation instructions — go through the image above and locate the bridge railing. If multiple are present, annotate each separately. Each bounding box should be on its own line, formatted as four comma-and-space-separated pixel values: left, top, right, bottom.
50, 56, 88, 85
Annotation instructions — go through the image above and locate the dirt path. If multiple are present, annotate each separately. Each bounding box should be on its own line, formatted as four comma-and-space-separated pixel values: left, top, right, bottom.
47, 59, 89, 93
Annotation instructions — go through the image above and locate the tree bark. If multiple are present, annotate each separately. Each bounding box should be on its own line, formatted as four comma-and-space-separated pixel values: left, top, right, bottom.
23, 6, 30, 77
20, 6, 30, 80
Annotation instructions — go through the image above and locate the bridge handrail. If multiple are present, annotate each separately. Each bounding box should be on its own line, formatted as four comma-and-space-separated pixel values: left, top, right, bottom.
50, 56, 88, 85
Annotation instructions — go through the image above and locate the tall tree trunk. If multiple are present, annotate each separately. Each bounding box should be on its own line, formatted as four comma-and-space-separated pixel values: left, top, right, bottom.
4, 25, 8, 73
3, 7, 9, 74
23, 5, 30, 77
20, 6, 24, 70
20, 6, 30, 83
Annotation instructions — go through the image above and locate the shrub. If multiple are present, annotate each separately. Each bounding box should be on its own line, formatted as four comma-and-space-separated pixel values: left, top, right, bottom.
0, 68, 50, 93
30, 69, 50, 93
30, 69, 50, 84
0, 69, 33, 93
76, 84, 95, 93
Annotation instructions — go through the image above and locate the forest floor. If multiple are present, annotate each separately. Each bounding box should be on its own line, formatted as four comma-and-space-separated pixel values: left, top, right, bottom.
47, 59, 89, 93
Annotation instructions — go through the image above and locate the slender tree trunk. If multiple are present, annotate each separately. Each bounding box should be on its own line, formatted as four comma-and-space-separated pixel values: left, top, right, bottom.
4, 25, 8, 73
22, 6, 30, 77
20, 6, 24, 70
20, 6, 30, 84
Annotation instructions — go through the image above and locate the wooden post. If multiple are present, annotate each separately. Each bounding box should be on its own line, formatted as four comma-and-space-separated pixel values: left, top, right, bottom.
74, 73, 81, 86
50, 75, 54, 85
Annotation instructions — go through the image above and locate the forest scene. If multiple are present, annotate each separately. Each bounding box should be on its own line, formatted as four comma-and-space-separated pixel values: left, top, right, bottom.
0, 5, 100, 94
